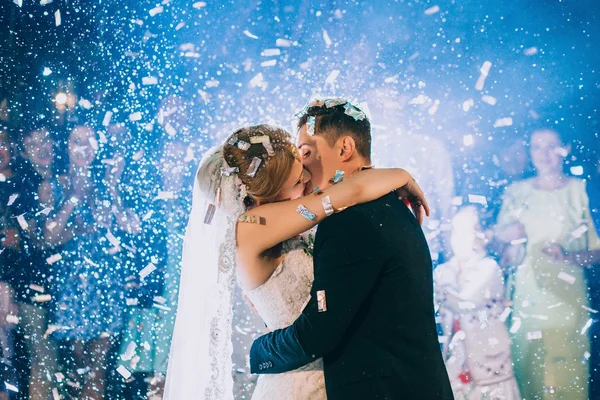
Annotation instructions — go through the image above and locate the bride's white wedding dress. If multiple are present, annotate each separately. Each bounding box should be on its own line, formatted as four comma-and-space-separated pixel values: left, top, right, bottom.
244, 237, 326, 400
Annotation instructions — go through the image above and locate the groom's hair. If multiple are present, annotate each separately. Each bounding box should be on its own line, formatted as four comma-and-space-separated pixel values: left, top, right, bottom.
297, 102, 372, 163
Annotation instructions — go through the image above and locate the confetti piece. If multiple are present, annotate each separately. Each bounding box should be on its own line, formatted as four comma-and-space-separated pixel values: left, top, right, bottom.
156, 191, 174, 200
527, 331, 543, 340
55, 10, 61, 26
582, 305, 598, 314
557, 271, 576, 285
322, 196, 334, 216
243, 30, 259, 39
142, 76, 158, 85
149, 6, 163, 16
236, 140, 251, 151
424, 5, 440, 15
43, 67, 52, 75
221, 166, 239, 176
478, 309, 489, 329
325, 70, 340, 85
153, 304, 171, 311
175, 21, 185, 30
297, 205, 316, 221
206, 79, 219, 88
7, 194, 18, 206
468, 194, 488, 206
121, 342, 137, 361
250, 135, 275, 156
261, 48, 281, 57
6, 315, 19, 324
246, 157, 262, 178
204, 203, 216, 225
52, 388, 60, 400
29, 284, 45, 293
46, 254, 62, 264
0, 173, 5, 182
101, 111, 113, 126
331, 170, 344, 184
480, 61, 492, 76
34, 294, 52, 303
16, 215, 29, 230
249, 72, 267, 89
306, 116, 316, 136
462, 99, 474, 112
481, 95, 497, 105
493, 117, 513, 128
133, 149, 145, 161
116, 366, 132, 380
143, 341, 151, 351
106, 231, 121, 247
46, 221, 57, 231
276, 38, 292, 47
509, 318, 521, 334
193, 1, 206, 8
139, 263, 157, 280
4, 382, 18, 393
129, 112, 142, 122
260, 59, 277, 67
126, 298, 139, 306
581, 318, 593, 335
547, 302, 563, 309
524, 47, 538, 56
510, 238, 527, 245
13, 0, 22, 6
438, 336, 448, 344
571, 224, 589, 238
322, 29, 332, 46
153, 296, 167, 304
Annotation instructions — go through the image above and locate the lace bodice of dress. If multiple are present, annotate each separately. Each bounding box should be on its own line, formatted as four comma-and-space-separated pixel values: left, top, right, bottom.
244, 238, 314, 331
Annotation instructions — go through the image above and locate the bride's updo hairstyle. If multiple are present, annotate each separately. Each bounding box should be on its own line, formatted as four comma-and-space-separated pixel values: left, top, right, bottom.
223, 124, 299, 205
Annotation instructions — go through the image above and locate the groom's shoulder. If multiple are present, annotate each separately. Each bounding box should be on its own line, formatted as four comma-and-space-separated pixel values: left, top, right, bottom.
319, 192, 401, 232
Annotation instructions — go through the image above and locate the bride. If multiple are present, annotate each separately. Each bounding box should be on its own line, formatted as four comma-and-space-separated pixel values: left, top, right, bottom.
163, 123, 428, 399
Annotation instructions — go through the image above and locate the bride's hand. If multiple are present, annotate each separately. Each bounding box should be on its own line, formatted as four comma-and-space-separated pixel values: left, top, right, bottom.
395, 176, 430, 225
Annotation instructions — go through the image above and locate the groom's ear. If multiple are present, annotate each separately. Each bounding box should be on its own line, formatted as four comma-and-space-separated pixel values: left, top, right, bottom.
338, 136, 356, 161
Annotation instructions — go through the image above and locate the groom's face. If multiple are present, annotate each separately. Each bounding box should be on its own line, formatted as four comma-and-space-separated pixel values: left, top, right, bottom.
297, 125, 339, 195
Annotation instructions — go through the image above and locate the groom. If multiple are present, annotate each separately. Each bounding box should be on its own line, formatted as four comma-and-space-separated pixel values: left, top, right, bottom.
250, 99, 453, 399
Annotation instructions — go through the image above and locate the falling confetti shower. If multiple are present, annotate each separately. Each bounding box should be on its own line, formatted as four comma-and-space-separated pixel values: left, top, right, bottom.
0, 0, 599, 399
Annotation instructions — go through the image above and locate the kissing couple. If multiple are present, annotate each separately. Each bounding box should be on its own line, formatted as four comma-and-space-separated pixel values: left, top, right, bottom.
163, 98, 453, 400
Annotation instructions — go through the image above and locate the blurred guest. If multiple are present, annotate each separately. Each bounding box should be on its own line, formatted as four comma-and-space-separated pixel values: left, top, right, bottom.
117, 138, 193, 399
435, 206, 520, 400
15, 127, 64, 399
495, 128, 600, 399
45, 125, 127, 399
586, 149, 600, 399
0, 128, 21, 398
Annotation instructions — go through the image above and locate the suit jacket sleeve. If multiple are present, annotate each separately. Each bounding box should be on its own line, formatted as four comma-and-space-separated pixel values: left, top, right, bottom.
250, 207, 387, 374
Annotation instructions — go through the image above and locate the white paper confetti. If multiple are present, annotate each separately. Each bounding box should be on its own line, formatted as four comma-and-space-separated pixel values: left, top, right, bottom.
6, 314, 19, 324
524, 47, 538, 56
581, 318, 593, 335
582, 305, 598, 314
29, 284, 45, 293
192, 1, 206, 8
149, 6, 163, 16
481, 95, 497, 105
260, 59, 277, 67
155, 191, 174, 200
243, 30, 259, 39
102, 111, 113, 126
493, 117, 513, 128
276, 38, 292, 47
34, 294, 52, 303
322, 29, 332, 46
139, 263, 157, 280
557, 271, 576, 285
527, 331, 543, 340
261, 48, 281, 57
129, 112, 142, 122
121, 342, 137, 361
325, 70, 340, 85
468, 194, 488, 206
7, 194, 18, 206
509, 318, 522, 334
424, 5, 440, 15
46, 253, 62, 265
142, 76, 158, 85
116, 365, 132, 380
4, 382, 18, 393
55, 10, 61, 26
499, 307, 512, 322
510, 238, 527, 245
570, 224, 589, 239
16, 215, 29, 230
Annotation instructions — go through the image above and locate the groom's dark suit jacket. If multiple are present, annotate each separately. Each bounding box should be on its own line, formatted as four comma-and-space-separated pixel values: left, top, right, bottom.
250, 193, 453, 400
